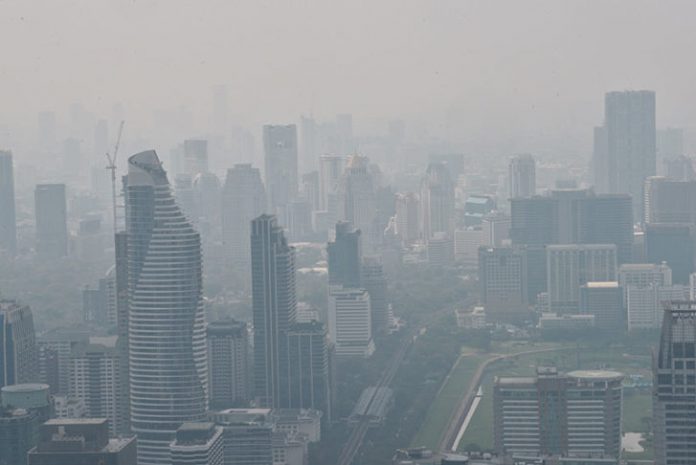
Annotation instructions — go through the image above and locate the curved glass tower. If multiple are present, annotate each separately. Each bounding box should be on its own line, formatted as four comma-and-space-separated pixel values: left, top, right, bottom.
126, 151, 207, 464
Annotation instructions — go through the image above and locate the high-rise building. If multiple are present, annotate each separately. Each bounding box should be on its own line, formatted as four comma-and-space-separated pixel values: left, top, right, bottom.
494, 367, 623, 459
478, 247, 529, 324
251, 215, 296, 408
328, 287, 375, 358
170, 423, 224, 465
0, 151, 17, 255
420, 162, 455, 241
579, 282, 625, 333
546, 244, 617, 313
575, 194, 634, 264
27, 418, 136, 465
657, 128, 684, 167
301, 171, 320, 212
394, 192, 420, 246
37, 328, 89, 395
208, 408, 273, 465
69, 342, 123, 435
0, 407, 38, 465
125, 151, 207, 464
183, 139, 209, 176
362, 257, 389, 336
338, 156, 377, 250
319, 155, 344, 226
34, 184, 68, 259
653, 301, 696, 465
221, 164, 267, 277
663, 155, 695, 181
593, 126, 609, 193
619, 263, 673, 289
0, 301, 38, 388
327, 221, 362, 288
263, 125, 298, 214
627, 284, 688, 331
286, 321, 333, 422
192, 171, 221, 229
508, 154, 536, 199
207, 320, 249, 409
644, 176, 696, 224
645, 223, 695, 284
601, 90, 657, 216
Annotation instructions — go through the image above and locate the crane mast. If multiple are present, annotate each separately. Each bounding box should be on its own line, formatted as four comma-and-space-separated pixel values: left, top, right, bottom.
105, 121, 125, 236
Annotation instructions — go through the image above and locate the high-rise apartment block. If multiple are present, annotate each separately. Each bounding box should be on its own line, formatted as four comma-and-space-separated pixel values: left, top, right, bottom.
362, 257, 389, 335
509, 154, 536, 199
34, 183, 68, 259
494, 367, 623, 459
0, 300, 37, 388
420, 162, 455, 241
0, 151, 17, 255
125, 151, 207, 464
207, 320, 249, 409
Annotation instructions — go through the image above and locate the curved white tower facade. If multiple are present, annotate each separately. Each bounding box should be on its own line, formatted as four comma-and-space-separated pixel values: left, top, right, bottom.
126, 151, 207, 464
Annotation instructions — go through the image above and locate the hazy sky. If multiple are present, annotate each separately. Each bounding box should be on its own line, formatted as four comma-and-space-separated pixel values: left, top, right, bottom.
1, 0, 695, 155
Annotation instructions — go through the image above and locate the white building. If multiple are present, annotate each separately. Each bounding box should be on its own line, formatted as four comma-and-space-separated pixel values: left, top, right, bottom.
52, 395, 87, 419
627, 285, 689, 330
328, 286, 375, 358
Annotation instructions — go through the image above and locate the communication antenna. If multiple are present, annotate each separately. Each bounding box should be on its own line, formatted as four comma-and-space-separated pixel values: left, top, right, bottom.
105, 121, 125, 235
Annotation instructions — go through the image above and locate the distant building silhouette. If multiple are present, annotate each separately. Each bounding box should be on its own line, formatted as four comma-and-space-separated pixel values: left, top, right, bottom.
0, 151, 17, 255
34, 184, 68, 259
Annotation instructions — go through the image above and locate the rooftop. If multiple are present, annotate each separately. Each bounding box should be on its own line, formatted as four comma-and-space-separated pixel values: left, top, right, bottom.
586, 281, 619, 288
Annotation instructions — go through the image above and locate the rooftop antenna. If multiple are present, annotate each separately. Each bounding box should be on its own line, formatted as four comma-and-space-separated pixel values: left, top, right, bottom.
105, 120, 125, 235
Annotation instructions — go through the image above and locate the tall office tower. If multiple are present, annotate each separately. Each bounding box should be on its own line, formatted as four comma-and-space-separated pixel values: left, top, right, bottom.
125, 151, 207, 464
301, 171, 320, 211
27, 418, 137, 465
208, 408, 274, 465
221, 164, 267, 276
0, 151, 16, 255
663, 155, 696, 181
645, 223, 695, 284
338, 155, 377, 249
482, 212, 511, 247
602, 90, 657, 216
508, 154, 536, 198
327, 221, 362, 288
510, 196, 558, 246
192, 171, 221, 228
183, 139, 209, 176
37, 329, 89, 395
34, 184, 68, 259
0, 406, 38, 465
263, 125, 298, 215
114, 231, 130, 435
420, 162, 455, 241
68, 342, 122, 435
286, 321, 333, 422
494, 367, 623, 459
576, 194, 634, 264
170, 423, 224, 465
593, 126, 609, 192
174, 174, 197, 222
328, 287, 375, 358
300, 116, 318, 174
284, 200, 313, 241
395, 192, 420, 246
319, 155, 344, 213
547, 244, 617, 313
644, 177, 696, 224
657, 127, 684, 166
251, 214, 297, 408
207, 320, 249, 409
478, 247, 529, 324
653, 301, 696, 465
0, 301, 38, 388
579, 282, 625, 333
362, 258, 389, 336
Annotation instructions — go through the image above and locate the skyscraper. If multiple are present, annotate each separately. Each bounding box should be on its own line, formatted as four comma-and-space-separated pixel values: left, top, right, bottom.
644, 176, 696, 224
602, 90, 657, 216
0, 151, 17, 255
222, 164, 267, 277
207, 320, 249, 409
362, 258, 389, 336
263, 125, 298, 214
395, 192, 420, 246
327, 221, 362, 289
653, 301, 696, 465
319, 155, 344, 216
338, 155, 377, 249
420, 162, 455, 241
328, 287, 374, 358
0, 300, 38, 388
579, 282, 625, 333
251, 214, 297, 408
645, 223, 695, 284
478, 247, 529, 324
508, 154, 536, 199
34, 184, 68, 259
183, 139, 209, 176
125, 151, 207, 464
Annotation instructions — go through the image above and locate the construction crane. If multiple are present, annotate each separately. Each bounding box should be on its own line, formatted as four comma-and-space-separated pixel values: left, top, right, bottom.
105, 121, 125, 236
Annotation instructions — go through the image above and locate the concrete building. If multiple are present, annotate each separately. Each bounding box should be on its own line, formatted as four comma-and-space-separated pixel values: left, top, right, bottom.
427, 232, 454, 267
454, 228, 485, 265
0, 151, 17, 255
619, 263, 672, 289
579, 282, 624, 333
0, 300, 38, 388
251, 215, 296, 409
645, 223, 695, 284
1, 383, 51, 424
627, 285, 689, 331
183, 139, 209, 176
328, 287, 374, 358
207, 320, 249, 409
327, 221, 362, 288
125, 151, 207, 464
494, 367, 623, 459
509, 154, 536, 199
208, 408, 273, 465
318, 155, 344, 226
547, 244, 617, 313
395, 192, 420, 246
338, 155, 377, 250
37, 328, 89, 395
478, 247, 529, 325
27, 418, 136, 465
0, 407, 37, 465
653, 301, 696, 465
420, 162, 455, 241
264, 125, 298, 215
170, 423, 224, 465
34, 184, 68, 259
644, 177, 696, 224
362, 257, 389, 335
